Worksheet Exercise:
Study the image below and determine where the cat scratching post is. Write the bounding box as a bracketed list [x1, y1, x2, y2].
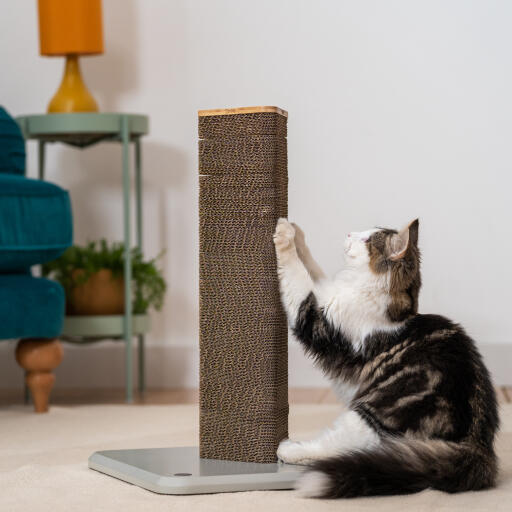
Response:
[199, 106, 289, 463]
[88, 106, 299, 494]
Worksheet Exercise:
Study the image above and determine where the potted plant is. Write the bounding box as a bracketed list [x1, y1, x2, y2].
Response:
[43, 240, 166, 315]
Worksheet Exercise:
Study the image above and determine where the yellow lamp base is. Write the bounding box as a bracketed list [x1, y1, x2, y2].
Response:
[48, 54, 99, 113]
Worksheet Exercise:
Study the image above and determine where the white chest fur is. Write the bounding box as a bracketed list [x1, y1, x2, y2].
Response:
[317, 267, 401, 351]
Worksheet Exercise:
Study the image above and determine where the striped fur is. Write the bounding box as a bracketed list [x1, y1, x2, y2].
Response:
[273, 218, 499, 498]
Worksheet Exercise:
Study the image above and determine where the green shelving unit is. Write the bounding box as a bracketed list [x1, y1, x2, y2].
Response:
[17, 113, 150, 403]
[61, 314, 151, 340]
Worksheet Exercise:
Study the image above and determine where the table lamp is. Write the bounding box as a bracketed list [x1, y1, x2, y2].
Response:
[38, 0, 104, 113]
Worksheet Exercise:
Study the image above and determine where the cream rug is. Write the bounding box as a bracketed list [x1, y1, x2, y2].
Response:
[1, 403, 512, 512]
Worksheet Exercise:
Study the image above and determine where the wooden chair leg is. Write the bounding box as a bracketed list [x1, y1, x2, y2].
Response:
[15, 338, 63, 413]
[24, 380, 30, 405]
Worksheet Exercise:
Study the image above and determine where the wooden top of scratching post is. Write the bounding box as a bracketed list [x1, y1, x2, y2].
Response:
[198, 106, 288, 118]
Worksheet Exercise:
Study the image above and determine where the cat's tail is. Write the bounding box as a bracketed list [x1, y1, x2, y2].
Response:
[296, 437, 497, 499]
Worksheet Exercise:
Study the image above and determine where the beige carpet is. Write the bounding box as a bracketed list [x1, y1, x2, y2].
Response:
[1, 403, 512, 512]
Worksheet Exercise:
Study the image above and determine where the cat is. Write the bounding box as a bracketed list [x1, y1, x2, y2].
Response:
[273, 218, 498, 499]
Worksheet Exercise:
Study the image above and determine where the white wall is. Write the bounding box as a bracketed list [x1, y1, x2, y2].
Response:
[1, 0, 511, 388]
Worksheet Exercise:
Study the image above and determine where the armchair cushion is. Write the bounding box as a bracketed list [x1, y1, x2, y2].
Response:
[0, 174, 73, 272]
[0, 274, 65, 339]
[0, 106, 25, 175]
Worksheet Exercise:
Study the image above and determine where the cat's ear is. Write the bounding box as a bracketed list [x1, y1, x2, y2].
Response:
[388, 219, 419, 261]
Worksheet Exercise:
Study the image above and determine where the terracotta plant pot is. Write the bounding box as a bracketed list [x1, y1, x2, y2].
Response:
[68, 269, 125, 315]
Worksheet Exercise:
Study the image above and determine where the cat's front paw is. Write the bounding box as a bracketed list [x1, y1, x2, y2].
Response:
[277, 439, 314, 466]
[291, 223, 307, 254]
[274, 218, 296, 253]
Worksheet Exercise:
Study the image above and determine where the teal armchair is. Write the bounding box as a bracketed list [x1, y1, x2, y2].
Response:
[0, 106, 73, 412]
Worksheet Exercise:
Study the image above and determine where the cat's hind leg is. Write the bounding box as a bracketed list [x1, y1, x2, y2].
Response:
[277, 410, 380, 465]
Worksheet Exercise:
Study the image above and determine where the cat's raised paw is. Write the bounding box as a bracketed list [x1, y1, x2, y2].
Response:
[291, 222, 307, 252]
[274, 218, 296, 251]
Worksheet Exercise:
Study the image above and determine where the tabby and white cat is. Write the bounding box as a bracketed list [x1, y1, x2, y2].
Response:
[273, 218, 498, 498]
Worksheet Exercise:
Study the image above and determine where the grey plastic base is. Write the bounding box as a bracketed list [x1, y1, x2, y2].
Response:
[89, 446, 302, 495]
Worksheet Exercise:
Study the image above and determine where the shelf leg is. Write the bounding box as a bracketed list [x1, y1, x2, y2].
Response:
[134, 139, 145, 394]
[38, 141, 46, 181]
[38, 141, 48, 283]
[121, 116, 133, 404]
[138, 334, 145, 394]
[135, 139, 143, 250]
[35, 140, 50, 409]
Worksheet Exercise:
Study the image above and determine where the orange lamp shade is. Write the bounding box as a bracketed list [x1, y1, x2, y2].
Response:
[38, 0, 104, 56]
